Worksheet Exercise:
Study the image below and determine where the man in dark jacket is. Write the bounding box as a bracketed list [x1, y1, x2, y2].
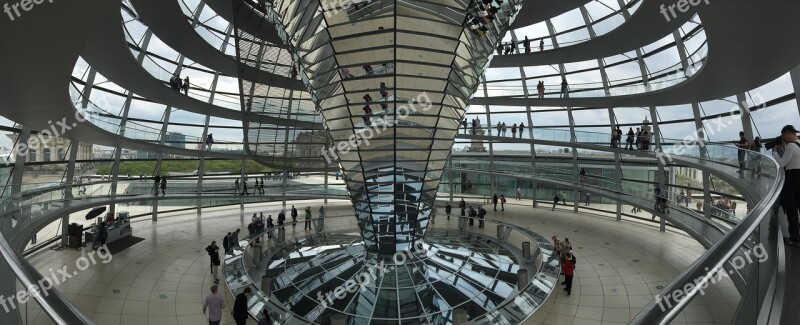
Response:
[478, 207, 486, 228]
[291, 206, 298, 226]
[468, 206, 476, 226]
[210, 246, 221, 284]
[232, 287, 251, 325]
[223, 232, 232, 255]
[492, 193, 499, 211]
[278, 210, 286, 226]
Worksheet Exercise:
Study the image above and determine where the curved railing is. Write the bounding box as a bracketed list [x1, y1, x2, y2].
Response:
[480, 40, 707, 98]
[500, 0, 643, 53]
[225, 212, 560, 324]
[6, 130, 783, 324]
[69, 82, 249, 154]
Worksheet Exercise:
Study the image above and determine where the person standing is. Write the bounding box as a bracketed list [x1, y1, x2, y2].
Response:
[478, 207, 486, 228]
[516, 186, 522, 200]
[496, 122, 501, 136]
[492, 193, 499, 211]
[210, 246, 221, 284]
[278, 210, 286, 227]
[585, 192, 591, 206]
[223, 232, 232, 255]
[459, 198, 466, 217]
[430, 206, 437, 224]
[539, 39, 544, 51]
[500, 194, 506, 211]
[445, 202, 452, 220]
[182, 76, 190, 95]
[160, 177, 167, 196]
[537, 81, 545, 98]
[552, 194, 559, 211]
[468, 206, 476, 226]
[562, 191, 568, 205]
[560, 77, 568, 98]
[771, 125, 800, 246]
[635, 127, 642, 150]
[579, 168, 586, 184]
[206, 133, 214, 150]
[266, 215, 274, 238]
[511, 123, 517, 138]
[304, 207, 312, 230]
[203, 284, 225, 325]
[736, 131, 750, 172]
[234, 179, 240, 195]
[205, 241, 218, 274]
[519, 122, 525, 138]
[626, 127, 635, 150]
[291, 205, 298, 227]
[562, 253, 575, 295]
[241, 178, 249, 196]
[232, 287, 251, 325]
[750, 136, 763, 175]
[523, 36, 530, 53]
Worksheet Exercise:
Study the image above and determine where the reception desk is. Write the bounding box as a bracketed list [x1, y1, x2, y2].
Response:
[85, 219, 132, 249]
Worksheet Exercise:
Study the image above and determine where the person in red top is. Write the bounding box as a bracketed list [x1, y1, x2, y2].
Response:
[562, 253, 575, 295]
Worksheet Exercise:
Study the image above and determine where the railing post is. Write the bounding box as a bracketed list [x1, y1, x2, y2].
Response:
[517, 269, 529, 290]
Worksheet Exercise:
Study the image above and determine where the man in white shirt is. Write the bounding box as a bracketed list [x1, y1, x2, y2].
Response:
[772, 125, 800, 246]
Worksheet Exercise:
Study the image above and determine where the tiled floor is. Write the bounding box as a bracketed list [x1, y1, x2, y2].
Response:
[24, 199, 739, 324]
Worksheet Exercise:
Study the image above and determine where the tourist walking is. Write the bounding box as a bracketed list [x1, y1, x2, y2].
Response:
[291, 205, 298, 226]
[445, 202, 452, 220]
[562, 253, 575, 295]
[203, 284, 225, 325]
[304, 207, 313, 230]
[160, 177, 167, 196]
[210, 246, 220, 283]
[552, 194, 559, 211]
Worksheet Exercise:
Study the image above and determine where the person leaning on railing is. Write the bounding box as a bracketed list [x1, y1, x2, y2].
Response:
[771, 125, 800, 247]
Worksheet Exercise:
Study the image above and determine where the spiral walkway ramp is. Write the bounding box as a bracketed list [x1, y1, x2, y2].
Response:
[0, 0, 798, 324]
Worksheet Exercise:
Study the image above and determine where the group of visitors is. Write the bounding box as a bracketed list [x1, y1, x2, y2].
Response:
[623, 127, 653, 151]
[204, 285, 272, 325]
[491, 193, 507, 211]
[734, 131, 765, 174]
[153, 173, 167, 196]
[468, 0, 509, 37]
[496, 36, 545, 54]
[710, 198, 738, 218]
[169, 74, 190, 95]
[361, 82, 389, 125]
[234, 176, 268, 195]
[495, 122, 526, 138]
[552, 236, 576, 295]
[610, 126, 624, 148]
[552, 191, 570, 210]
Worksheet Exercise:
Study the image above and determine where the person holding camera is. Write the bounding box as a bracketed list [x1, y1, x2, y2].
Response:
[772, 125, 800, 246]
